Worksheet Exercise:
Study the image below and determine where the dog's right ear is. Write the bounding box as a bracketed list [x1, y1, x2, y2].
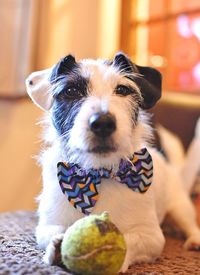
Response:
[25, 68, 53, 111]
[26, 55, 76, 111]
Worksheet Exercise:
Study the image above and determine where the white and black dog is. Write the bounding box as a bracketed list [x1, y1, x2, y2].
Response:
[26, 53, 200, 273]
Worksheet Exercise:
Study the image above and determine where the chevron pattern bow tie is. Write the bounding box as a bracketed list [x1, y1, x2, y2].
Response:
[57, 148, 153, 215]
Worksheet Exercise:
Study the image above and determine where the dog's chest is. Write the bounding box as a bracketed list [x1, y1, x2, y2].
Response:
[41, 145, 168, 232]
[91, 178, 157, 232]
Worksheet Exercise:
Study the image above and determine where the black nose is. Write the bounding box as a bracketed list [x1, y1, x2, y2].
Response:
[89, 112, 116, 138]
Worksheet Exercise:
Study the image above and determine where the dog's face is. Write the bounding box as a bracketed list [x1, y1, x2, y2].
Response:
[26, 53, 161, 169]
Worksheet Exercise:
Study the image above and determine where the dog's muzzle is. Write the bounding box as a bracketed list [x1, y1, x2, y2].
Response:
[88, 112, 116, 138]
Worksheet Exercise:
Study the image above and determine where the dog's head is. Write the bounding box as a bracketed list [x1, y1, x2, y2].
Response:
[26, 53, 161, 169]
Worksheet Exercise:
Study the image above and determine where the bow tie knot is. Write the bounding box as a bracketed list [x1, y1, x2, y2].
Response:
[57, 148, 153, 215]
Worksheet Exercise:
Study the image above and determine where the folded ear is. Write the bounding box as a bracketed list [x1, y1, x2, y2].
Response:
[134, 64, 162, 109]
[113, 52, 162, 109]
[25, 68, 53, 111]
[25, 55, 76, 111]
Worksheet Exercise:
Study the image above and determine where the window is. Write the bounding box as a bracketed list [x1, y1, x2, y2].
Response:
[121, 0, 200, 94]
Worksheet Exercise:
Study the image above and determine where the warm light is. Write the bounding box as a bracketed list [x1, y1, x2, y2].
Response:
[97, 0, 121, 58]
[193, 62, 200, 83]
[191, 18, 200, 40]
[177, 15, 192, 38]
[136, 0, 149, 21]
[135, 26, 149, 65]
[150, 55, 167, 68]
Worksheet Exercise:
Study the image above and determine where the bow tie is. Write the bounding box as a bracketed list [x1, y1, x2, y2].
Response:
[57, 148, 153, 215]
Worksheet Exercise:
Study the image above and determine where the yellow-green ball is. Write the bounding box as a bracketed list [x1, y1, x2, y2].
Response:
[61, 212, 126, 275]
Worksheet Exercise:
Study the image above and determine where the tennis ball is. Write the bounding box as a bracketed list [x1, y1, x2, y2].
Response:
[61, 212, 126, 275]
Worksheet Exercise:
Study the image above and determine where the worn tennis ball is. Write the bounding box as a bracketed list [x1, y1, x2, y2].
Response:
[61, 212, 126, 275]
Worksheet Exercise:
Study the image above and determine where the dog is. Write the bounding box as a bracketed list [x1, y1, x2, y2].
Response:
[26, 52, 200, 273]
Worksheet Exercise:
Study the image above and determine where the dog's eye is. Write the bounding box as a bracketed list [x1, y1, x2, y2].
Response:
[63, 86, 83, 98]
[115, 85, 134, 96]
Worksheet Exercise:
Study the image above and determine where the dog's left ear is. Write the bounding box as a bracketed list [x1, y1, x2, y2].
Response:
[113, 52, 162, 109]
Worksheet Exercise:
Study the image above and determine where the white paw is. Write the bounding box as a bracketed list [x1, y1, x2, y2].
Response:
[184, 234, 200, 251]
[36, 224, 66, 249]
[43, 233, 64, 265]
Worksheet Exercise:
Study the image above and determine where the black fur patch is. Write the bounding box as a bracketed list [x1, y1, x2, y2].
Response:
[50, 55, 77, 83]
[50, 56, 88, 139]
[52, 74, 88, 99]
[51, 98, 84, 138]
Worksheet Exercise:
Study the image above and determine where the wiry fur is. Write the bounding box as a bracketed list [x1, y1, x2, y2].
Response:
[26, 53, 200, 273]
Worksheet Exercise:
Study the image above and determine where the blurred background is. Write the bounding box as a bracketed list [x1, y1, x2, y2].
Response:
[0, 0, 200, 212]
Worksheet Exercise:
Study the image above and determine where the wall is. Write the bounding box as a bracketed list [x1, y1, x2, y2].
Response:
[0, 0, 122, 212]
[34, 0, 121, 69]
[0, 100, 43, 212]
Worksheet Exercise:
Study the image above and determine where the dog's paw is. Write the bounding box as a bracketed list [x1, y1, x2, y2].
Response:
[184, 234, 200, 251]
[43, 233, 64, 265]
[36, 224, 66, 249]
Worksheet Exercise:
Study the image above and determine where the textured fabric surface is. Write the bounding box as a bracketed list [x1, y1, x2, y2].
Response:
[0, 211, 200, 275]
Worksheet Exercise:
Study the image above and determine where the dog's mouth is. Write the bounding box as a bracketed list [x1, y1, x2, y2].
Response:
[88, 144, 117, 154]
[88, 137, 117, 154]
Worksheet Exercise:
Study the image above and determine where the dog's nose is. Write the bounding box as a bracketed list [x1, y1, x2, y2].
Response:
[89, 112, 116, 138]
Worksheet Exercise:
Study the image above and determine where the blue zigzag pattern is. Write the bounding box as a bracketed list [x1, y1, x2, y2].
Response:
[57, 148, 153, 215]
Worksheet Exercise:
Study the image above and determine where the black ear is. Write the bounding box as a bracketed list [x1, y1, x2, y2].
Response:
[134, 65, 162, 109]
[50, 54, 76, 83]
[113, 52, 136, 73]
[113, 52, 162, 109]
